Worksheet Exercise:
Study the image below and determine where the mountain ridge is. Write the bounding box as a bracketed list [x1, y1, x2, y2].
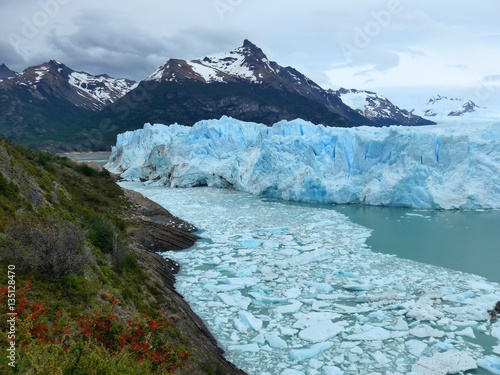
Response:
[415, 95, 485, 118]
[331, 88, 434, 126]
[1, 39, 435, 151]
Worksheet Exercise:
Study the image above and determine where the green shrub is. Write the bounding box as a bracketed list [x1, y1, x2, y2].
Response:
[82, 212, 115, 254]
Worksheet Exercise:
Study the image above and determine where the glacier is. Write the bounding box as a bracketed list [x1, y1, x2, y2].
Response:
[106, 116, 500, 209]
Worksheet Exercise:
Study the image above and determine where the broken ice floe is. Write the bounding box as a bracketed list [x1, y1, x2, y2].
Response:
[121, 183, 500, 375]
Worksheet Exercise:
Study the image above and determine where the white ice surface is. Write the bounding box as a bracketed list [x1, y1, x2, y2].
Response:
[119, 183, 500, 375]
[411, 350, 477, 374]
[107, 117, 500, 209]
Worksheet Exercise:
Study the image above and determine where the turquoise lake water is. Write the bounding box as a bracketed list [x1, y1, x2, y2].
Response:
[270, 198, 500, 285]
[334, 205, 500, 285]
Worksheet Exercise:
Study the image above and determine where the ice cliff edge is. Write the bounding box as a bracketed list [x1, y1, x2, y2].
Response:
[106, 117, 500, 209]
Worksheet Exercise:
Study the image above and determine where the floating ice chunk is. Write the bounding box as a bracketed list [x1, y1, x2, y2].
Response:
[434, 340, 455, 351]
[289, 342, 334, 361]
[406, 298, 444, 321]
[406, 339, 427, 357]
[411, 350, 477, 374]
[240, 239, 262, 248]
[265, 333, 288, 349]
[256, 226, 289, 233]
[345, 326, 406, 341]
[370, 350, 391, 365]
[274, 249, 334, 268]
[249, 292, 287, 304]
[284, 288, 301, 298]
[409, 325, 445, 338]
[235, 264, 257, 277]
[203, 270, 220, 278]
[281, 369, 305, 375]
[391, 317, 409, 331]
[323, 366, 345, 375]
[303, 281, 334, 293]
[492, 323, 500, 340]
[308, 358, 323, 369]
[467, 280, 498, 291]
[455, 326, 475, 339]
[298, 320, 345, 343]
[227, 343, 260, 352]
[217, 291, 252, 309]
[477, 355, 500, 374]
[405, 213, 431, 219]
[292, 312, 343, 330]
[368, 311, 390, 321]
[342, 283, 373, 291]
[234, 311, 262, 332]
[251, 332, 265, 344]
[337, 270, 357, 278]
[312, 300, 330, 311]
[276, 300, 303, 314]
[205, 284, 244, 292]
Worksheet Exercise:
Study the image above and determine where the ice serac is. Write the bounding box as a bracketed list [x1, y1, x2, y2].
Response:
[106, 117, 500, 209]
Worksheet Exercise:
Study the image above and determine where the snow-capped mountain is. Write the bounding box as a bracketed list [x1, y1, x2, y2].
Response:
[146, 39, 327, 97]
[3, 60, 137, 110]
[418, 95, 484, 118]
[332, 88, 434, 126]
[98, 39, 373, 133]
[0, 64, 17, 81]
[0, 60, 137, 150]
[100, 39, 432, 136]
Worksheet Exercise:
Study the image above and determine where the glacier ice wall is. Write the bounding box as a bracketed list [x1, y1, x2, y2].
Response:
[106, 116, 500, 209]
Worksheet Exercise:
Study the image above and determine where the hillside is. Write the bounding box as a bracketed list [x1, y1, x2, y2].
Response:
[0, 138, 244, 374]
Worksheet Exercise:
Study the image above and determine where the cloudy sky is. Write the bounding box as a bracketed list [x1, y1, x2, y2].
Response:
[1, 0, 499, 104]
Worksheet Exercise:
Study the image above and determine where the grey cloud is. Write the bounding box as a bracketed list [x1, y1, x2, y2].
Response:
[44, 9, 245, 80]
[0, 40, 27, 71]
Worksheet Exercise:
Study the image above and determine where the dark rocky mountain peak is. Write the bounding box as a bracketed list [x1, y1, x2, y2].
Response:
[0, 64, 17, 81]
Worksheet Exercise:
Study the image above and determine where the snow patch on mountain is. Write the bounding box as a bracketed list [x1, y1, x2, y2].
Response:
[146, 39, 279, 84]
[418, 95, 485, 118]
[68, 71, 138, 108]
[332, 88, 431, 125]
[106, 117, 500, 210]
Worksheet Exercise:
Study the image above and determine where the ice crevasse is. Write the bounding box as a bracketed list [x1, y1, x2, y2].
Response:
[106, 116, 500, 209]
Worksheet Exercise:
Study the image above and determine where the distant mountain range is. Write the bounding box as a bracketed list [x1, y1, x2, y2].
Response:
[1, 40, 435, 151]
[331, 88, 432, 126]
[416, 95, 484, 118]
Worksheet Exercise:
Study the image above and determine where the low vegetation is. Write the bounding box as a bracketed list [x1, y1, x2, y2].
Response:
[0, 138, 230, 374]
